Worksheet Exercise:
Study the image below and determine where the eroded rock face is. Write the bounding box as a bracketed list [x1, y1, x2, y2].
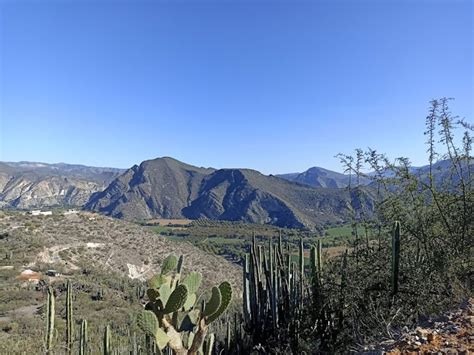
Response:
[0, 176, 102, 208]
[0, 162, 123, 208]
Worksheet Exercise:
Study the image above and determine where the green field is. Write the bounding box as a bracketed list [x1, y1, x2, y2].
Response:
[144, 220, 373, 262]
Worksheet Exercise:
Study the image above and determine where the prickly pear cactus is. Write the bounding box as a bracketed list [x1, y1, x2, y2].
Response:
[137, 254, 232, 354]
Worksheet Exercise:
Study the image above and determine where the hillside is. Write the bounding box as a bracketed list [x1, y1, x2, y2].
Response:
[0, 210, 241, 353]
[84, 157, 215, 219]
[0, 162, 124, 209]
[85, 158, 375, 228]
[183, 168, 374, 228]
[0, 210, 240, 289]
[278, 166, 370, 188]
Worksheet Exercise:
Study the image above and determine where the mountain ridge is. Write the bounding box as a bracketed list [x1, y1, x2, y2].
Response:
[277, 166, 371, 188]
[84, 157, 375, 229]
[0, 162, 124, 208]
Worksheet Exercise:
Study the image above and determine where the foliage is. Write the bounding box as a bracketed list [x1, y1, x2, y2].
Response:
[137, 254, 233, 354]
[235, 98, 473, 352]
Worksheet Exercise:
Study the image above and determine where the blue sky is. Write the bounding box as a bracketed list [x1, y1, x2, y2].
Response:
[0, 0, 472, 174]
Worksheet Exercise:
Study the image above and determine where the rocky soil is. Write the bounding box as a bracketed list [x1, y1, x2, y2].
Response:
[361, 299, 474, 354]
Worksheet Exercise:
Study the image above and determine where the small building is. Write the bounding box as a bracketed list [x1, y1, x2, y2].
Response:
[30, 210, 52, 216]
[64, 209, 79, 215]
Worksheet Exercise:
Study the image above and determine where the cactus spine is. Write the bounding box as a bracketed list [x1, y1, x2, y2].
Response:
[66, 280, 74, 351]
[45, 286, 55, 353]
[79, 319, 88, 355]
[391, 221, 401, 295]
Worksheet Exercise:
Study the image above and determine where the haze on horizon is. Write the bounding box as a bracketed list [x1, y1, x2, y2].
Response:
[0, 0, 472, 174]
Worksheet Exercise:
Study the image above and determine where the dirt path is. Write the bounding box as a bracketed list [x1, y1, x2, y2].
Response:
[34, 242, 107, 269]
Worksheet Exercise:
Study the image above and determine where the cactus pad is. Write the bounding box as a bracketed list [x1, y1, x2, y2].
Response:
[147, 288, 160, 302]
[137, 310, 170, 350]
[183, 292, 196, 311]
[161, 255, 178, 275]
[149, 274, 170, 289]
[204, 286, 222, 317]
[164, 284, 188, 314]
[159, 284, 172, 306]
[182, 272, 202, 294]
[207, 281, 232, 323]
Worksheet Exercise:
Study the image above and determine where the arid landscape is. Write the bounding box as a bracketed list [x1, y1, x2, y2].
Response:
[1, 0, 472, 353]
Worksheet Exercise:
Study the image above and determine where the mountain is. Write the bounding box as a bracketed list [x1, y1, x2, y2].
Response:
[84, 157, 214, 220]
[277, 159, 472, 189]
[0, 161, 124, 209]
[85, 157, 375, 229]
[277, 166, 370, 188]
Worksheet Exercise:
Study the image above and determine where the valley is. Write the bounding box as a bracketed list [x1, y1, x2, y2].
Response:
[0, 152, 471, 353]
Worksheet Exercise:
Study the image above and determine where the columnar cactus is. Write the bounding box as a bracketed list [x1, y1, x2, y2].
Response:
[45, 286, 55, 353]
[137, 254, 232, 354]
[103, 325, 111, 355]
[310, 240, 323, 279]
[66, 280, 73, 352]
[317, 239, 322, 273]
[242, 232, 329, 352]
[79, 319, 88, 355]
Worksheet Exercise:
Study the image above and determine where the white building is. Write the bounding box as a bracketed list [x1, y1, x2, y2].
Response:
[64, 209, 79, 215]
[30, 210, 52, 216]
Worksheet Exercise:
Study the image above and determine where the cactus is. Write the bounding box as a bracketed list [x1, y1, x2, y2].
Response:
[45, 286, 55, 353]
[206, 282, 232, 323]
[310, 245, 317, 275]
[299, 238, 304, 279]
[204, 333, 215, 355]
[66, 280, 73, 352]
[182, 272, 202, 294]
[225, 320, 231, 352]
[163, 284, 188, 314]
[137, 254, 232, 354]
[298, 238, 305, 301]
[161, 254, 178, 275]
[241, 232, 332, 352]
[103, 325, 111, 355]
[137, 310, 170, 349]
[391, 221, 401, 295]
[317, 239, 322, 273]
[79, 319, 88, 355]
[203, 286, 221, 317]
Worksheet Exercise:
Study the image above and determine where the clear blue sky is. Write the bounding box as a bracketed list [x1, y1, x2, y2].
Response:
[0, 0, 472, 174]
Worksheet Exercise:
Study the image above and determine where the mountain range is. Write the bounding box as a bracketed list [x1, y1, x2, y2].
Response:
[1, 157, 466, 229]
[0, 162, 124, 208]
[84, 157, 374, 229]
[277, 166, 371, 188]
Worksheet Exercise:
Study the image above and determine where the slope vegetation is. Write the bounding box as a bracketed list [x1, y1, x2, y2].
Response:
[86, 158, 374, 228]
